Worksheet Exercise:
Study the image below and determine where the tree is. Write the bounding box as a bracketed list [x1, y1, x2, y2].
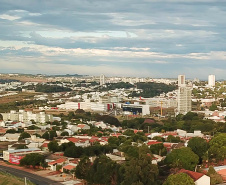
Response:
[163, 173, 195, 185]
[20, 153, 45, 168]
[48, 141, 60, 153]
[150, 143, 167, 156]
[208, 133, 226, 161]
[42, 131, 50, 140]
[166, 135, 181, 143]
[64, 145, 84, 158]
[187, 137, 209, 160]
[165, 147, 199, 171]
[86, 155, 122, 185]
[75, 156, 92, 180]
[207, 166, 223, 185]
[121, 153, 159, 185]
[49, 130, 57, 140]
[108, 136, 120, 146]
[61, 131, 69, 136]
[6, 129, 17, 133]
[18, 132, 31, 140]
[16, 144, 28, 149]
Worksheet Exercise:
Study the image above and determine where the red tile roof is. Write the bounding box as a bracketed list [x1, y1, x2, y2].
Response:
[179, 169, 204, 181]
[147, 141, 162, 145]
[63, 165, 76, 170]
[41, 143, 48, 148]
[67, 137, 80, 143]
[48, 158, 66, 165]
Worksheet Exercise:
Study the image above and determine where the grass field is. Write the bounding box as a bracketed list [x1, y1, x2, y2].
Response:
[0, 92, 39, 104]
[0, 171, 34, 185]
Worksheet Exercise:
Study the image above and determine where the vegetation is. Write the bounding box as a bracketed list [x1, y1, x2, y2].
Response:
[130, 82, 177, 98]
[0, 171, 34, 185]
[207, 166, 223, 185]
[164, 147, 199, 171]
[35, 84, 72, 93]
[163, 173, 195, 185]
[20, 153, 46, 168]
[187, 137, 209, 162]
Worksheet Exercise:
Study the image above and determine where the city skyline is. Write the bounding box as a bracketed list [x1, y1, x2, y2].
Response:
[0, 0, 226, 79]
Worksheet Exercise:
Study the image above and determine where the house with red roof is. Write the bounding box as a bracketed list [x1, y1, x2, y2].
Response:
[48, 158, 67, 171]
[179, 169, 210, 185]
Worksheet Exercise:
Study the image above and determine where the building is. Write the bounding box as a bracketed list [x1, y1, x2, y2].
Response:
[1, 110, 53, 123]
[177, 85, 192, 114]
[177, 75, 192, 114]
[178, 75, 186, 87]
[208, 75, 215, 87]
[100, 74, 106, 86]
[179, 169, 210, 185]
[122, 103, 150, 116]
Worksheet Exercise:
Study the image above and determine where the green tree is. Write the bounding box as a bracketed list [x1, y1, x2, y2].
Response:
[48, 141, 60, 153]
[49, 130, 57, 140]
[18, 132, 31, 140]
[64, 145, 84, 158]
[150, 143, 167, 156]
[208, 133, 226, 161]
[108, 136, 120, 146]
[166, 135, 181, 143]
[20, 153, 45, 168]
[207, 166, 223, 185]
[42, 131, 50, 140]
[163, 173, 195, 185]
[61, 131, 69, 136]
[187, 137, 209, 160]
[165, 147, 199, 171]
[75, 156, 92, 180]
[121, 153, 159, 185]
[86, 155, 122, 185]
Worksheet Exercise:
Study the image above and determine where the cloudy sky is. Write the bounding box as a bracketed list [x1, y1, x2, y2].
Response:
[0, 0, 226, 79]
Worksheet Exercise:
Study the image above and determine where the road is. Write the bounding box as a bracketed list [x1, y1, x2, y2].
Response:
[0, 165, 62, 185]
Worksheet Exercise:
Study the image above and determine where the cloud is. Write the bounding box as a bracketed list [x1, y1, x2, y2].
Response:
[0, 0, 225, 79]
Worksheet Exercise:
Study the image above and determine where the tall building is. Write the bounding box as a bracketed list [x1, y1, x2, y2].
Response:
[208, 75, 215, 87]
[178, 75, 186, 87]
[100, 74, 105, 86]
[177, 75, 192, 114]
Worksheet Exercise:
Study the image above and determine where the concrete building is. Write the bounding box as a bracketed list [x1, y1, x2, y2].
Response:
[177, 75, 192, 114]
[208, 75, 215, 87]
[122, 103, 150, 116]
[1, 110, 53, 123]
[100, 74, 106, 86]
[177, 85, 192, 114]
[178, 75, 186, 87]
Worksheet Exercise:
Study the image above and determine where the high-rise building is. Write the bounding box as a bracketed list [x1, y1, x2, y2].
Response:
[100, 74, 105, 86]
[208, 75, 215, 87]
[177, 75, 192, 114]
[178, 75, 186, 87]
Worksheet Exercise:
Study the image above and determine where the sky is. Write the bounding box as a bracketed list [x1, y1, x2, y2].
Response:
[0, 0, 226, 79]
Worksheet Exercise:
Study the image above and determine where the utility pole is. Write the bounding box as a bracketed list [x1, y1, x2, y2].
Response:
[24, 177, 27, 185]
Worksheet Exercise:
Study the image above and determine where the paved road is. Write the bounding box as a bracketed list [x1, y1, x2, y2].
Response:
[0, 165, 62, 185]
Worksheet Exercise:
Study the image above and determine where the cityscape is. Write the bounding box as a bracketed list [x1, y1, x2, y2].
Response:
[0, 73, 225, 185]
[1, 0, 226, 185]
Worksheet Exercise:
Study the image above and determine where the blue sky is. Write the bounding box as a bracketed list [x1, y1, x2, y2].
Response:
[0, 0, 226, 79]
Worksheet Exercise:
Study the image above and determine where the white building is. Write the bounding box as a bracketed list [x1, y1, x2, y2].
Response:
[177, 75, 192, 114]
[208, 75, 215, 87]
[1, 110, 53, 123]
[178, 75, 186, 87]
[100, 74, 106, 86]
[177, 86, 192, 114]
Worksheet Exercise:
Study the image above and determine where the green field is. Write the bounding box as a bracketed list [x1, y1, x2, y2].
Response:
[0, 171, 34, 185]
